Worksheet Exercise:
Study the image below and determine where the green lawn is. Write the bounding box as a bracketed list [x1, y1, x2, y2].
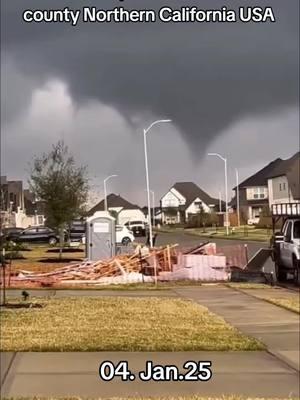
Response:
[157, 226, 271, 242]
[0, 297, 263, 352]
[184, 226, 271, 242]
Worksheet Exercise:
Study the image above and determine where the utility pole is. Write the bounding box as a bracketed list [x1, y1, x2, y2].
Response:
[103, 175, 118, 212]
[208, 153, 229, 235]
[236, 168, 240, 227]
[143, 119, 172, 247]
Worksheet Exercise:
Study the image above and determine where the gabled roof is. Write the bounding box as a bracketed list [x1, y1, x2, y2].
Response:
[266, 152, 300, 180]
[266, 152, 300, 200]
[234, 158, 282, 189]
[87, 193, 140, 216]
[172, 182, 219, 208]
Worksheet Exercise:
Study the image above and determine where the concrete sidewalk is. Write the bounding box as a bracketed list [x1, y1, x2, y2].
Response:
[1, 285, 299, 397]
[1, 351, 299, 398]
[176, 286, 300, 371]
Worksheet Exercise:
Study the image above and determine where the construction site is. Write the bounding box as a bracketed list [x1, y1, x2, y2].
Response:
[1, 240, 274, 289]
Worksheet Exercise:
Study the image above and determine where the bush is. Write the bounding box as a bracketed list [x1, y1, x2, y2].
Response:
[5, 251, 26, 260]
[3, 241, 30, 252]
[186, 212, 219, 229]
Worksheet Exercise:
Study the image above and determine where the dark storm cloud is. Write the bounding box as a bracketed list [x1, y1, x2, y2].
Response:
[1, 0, 299, 156]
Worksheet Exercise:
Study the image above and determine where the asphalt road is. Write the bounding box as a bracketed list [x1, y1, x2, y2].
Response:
[138, 231, 267, 259]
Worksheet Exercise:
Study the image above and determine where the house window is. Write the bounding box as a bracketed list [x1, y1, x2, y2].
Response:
[283, 183, 286, 191]
[194, 201, 202, 211]
[279, 183, 282, 191]
[253, 187, 266, 199]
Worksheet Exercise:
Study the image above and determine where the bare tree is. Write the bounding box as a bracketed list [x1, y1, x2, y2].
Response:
[30, 141, 89, 258]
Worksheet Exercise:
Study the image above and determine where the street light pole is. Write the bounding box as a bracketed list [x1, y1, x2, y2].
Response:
[235, 168, 240, 227]
[151, 190, 155, 227]
[208, 153, 229, 235]
[144, 189, 155, 228]
[143, 119, 172, 247]
[104, 175, 118, 212]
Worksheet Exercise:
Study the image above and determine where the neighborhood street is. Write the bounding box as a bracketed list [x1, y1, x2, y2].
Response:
[141, 231, 266, 258]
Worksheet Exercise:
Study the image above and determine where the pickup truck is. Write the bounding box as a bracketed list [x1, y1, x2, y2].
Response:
[271, 203, 300, 284]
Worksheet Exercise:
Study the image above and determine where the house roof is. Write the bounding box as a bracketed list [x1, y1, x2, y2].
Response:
[266, 152, 299, 179]
[234, 158, 282, 189]
[266, 152, 300, 200]
[172, 182, 219, 208]
[87, 193, 140, 216]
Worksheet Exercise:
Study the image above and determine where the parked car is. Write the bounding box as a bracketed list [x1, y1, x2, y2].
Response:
[247, 217, 259, 225]
[81, 225, 134, 246]
[0, 227, 24, 242]
[272, 218, 300, 283]
[124, 220, 147, 237]
[271, 203, 300, 284]
[67, 220, 86, 243]
[116, 225, 135, 245]
[12, 226, 60, 245]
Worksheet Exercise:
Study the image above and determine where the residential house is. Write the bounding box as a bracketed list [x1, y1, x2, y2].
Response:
[142, 206, 163, 225]
[87, 193, 146, 225]
[267, 152, 300, 206]
[0, 176, 45, 228]
[0, 176, 24, 213]
[23, 190, 46, 226]
[160, 182, 220, 225]
[232, 159, 282, 223]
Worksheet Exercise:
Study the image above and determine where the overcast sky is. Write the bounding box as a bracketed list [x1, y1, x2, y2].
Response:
[1, 0, 299, 207]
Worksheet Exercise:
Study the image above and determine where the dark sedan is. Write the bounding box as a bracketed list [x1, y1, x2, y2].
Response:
[0, 227, 24, 245]
[10, 226, 60, 245]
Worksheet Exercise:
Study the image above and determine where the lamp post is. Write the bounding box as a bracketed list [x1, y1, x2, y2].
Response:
[144, 189, 155, 226]
[208, 153, 229, 235]
[235, 168, 240, 227]
[218, 191, 222, 213]
[104, 175, 118, 212]
[144, 119, 172, 247]
[151, 190, 155, 227]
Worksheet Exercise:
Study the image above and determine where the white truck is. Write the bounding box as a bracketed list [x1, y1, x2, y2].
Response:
[271, 203, 300, 284]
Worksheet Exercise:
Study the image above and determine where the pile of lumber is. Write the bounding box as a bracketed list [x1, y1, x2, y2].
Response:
[12, 245, 178, 287]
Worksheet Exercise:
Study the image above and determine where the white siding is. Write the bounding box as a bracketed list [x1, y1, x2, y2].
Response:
[118, 209, 146, 225]
[246, 186, 268, 201]
[267, 176, 299, 206]
[161, 188, 186, 207]
[185, 197, 210, 219]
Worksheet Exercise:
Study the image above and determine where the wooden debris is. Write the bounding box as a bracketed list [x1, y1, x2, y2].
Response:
[10, 245, 178, 286]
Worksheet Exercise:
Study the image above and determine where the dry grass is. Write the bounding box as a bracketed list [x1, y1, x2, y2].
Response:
[2, 396, 296, 400]
[8, 245, 85, 273]
[0, 297, 263, 352]
[264, 297, 300, 314]
[226, 283, 270, 290]
[6, 281, 205, 291]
